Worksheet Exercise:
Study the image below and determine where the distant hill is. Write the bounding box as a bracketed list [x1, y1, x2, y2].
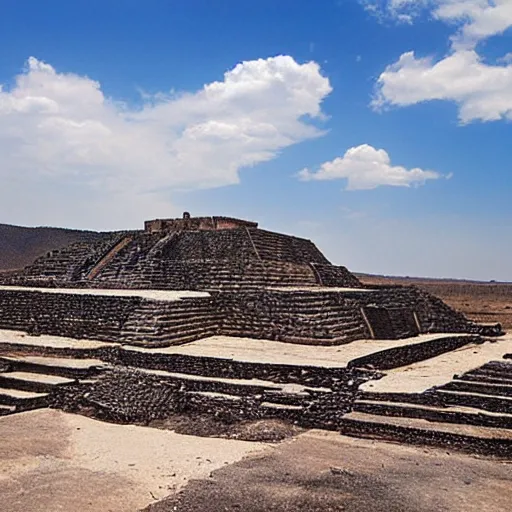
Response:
[0, 223, 102, 271]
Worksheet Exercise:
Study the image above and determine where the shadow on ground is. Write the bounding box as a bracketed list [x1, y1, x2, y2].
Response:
[144, 430, 512, 512]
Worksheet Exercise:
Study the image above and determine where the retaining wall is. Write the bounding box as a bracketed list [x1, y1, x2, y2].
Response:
[0, 284, 498, 347]
[0, 289, 219, 345]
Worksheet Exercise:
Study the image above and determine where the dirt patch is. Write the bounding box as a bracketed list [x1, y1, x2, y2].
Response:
[3, 464, 138, 512]
[0, 408, 68, 460]
[145, 430, 512, 512]
[0, 409, 266, 512]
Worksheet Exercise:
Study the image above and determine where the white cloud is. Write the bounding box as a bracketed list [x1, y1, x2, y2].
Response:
[297, 144, 441, 190]
[374, 50, 512, 122]
[364, 1, 512, 49]
[0, 56, 331, 229]
[365, 1, 512, 123]
[498, 51, 512, 64]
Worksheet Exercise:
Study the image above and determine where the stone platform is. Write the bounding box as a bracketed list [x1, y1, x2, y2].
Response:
[0, 284, 498, 350]
[0, 327, 510, 455]
[122, 333, 476, 369]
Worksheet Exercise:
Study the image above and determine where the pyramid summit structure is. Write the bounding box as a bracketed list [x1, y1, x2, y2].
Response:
[3, 212, 360, 291]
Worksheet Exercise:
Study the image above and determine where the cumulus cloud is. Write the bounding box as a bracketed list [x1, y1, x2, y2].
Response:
[364, 0, 512, 49]
[0, 56, 331, 229]
[373, 50, 512, 122]
[498, 52, 512, 64]
[297, 144, 441, 190]
[366, 1, 512, 123]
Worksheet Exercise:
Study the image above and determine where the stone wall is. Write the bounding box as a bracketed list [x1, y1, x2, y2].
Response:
[311, 263, 362, 288]
[144, 216, 258, 233]
[247, 228, 330, 264]
[0, 290, 220, 345]
[212, 286, 500, 344]
[213, 290, 371, 344]
[1, 231, 130, 285]
[51, 359, 376, 428]
[0, 289, 140, 341]
[93, 258, 319, 291]
[0, 284, 498, 349]
[117, 348, 373, 387]
[352, 286, 499, 335]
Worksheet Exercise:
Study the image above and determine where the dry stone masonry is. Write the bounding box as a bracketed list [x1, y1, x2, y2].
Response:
[0, 212, 508, 456]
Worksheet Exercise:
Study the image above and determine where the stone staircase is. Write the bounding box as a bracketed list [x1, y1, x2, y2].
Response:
[121, 299, 222, 346]
[310, 263, 362, 288]
[194, 261, 317, 290]
[93, 258, 319, 291]
[341, 342, 512, 456]
[0, 346, 110, 416]
[219, 291, 371, 344]
[0, 327, 510, 456]
[85, 235, 134, 280]
[247, 228, 330, 264]
[18, 232, 128, 283]
[132, 366, 332, 424]
[89, 344, 374, 427]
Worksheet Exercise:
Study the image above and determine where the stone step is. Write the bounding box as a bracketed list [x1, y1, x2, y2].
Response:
[481, 361, 512, 371]
[259, 401, 303, 411]
[186, 390, 304, 413]
[465, 369, 512, 383]
[214, 329, 341, 344]
[123, 329, 217, 348]
[0, 371, 76, 393]
[358, 387, 512, 414]
[132, 303, 214, 314]
[353, 399, 512, 429]
[0, 387, 49, 408]
[0, 404, 16, 415]
[187, 390, 242, 401]
[457, 373, 512, 386]
[123, 318, 218, 333]
[0, 355, 107, 379]
[348, 335, 478, 371]
[443, 379, 512, 398]
[122, 323, 217, 341]
[339, 411, 512, 457]
[436, 389, 512, 414]
[260, 392, 307, 406]
[0, 341, 117, 359]
[134, 367, 322, 400]
[127, 310, 217, 323]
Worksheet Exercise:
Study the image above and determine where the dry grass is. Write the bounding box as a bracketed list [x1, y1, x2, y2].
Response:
[358, 274, 512, 331]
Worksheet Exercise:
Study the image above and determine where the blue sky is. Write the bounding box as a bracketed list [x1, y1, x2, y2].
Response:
[0, 0, 511, 280]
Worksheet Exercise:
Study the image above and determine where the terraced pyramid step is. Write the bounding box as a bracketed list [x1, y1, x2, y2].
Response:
[353, 399, 512, 429]
[0, 330, 120, 358]
[0, 355, 107, 379]
[259, 401, 303, 411]
[135, 367, 327, 402]
[339, 411, 512, 457]
[186, 390, 305, 418]
[0, 404, 15, 416]
[348, 334, 479, 370]
[442, 379, 512, 397]
[0, 387, 49, 408]
[360, 338, 512, 397]
[435, 389, 512, 414]
[0, 371, 75, 393]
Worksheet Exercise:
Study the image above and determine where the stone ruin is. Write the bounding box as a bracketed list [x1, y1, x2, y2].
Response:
[0, 213, 510, 457]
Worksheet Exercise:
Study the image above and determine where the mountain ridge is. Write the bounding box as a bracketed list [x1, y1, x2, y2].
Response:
[0, 223, 103, 271]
